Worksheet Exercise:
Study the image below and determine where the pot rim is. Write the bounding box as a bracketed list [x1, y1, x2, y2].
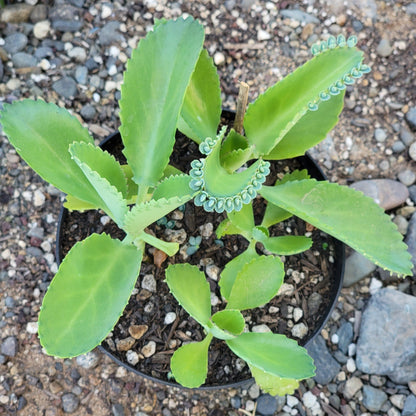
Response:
[55, 114, 345, 391]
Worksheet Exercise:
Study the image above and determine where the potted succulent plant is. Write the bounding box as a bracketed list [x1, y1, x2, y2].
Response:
[0, 17, 412, 394]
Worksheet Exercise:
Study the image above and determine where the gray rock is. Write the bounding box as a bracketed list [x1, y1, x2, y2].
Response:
[62, 393, 79, 413]
[256, 394, 278, 416]
[409, 185, 416, 204]
[376, 38, 393, 57]
[0, 4, 33, 23]
[307, 335, 340, 385]
[356, 288, 416, 383]
[4, 32, 28, 54]
[393, 214, 409, 235]
[407, 3, 416, 14]
[30, 4, 48, 23]
[403, 395, 416, 416]
[405, 213, 416, 270]
[1, 336, 18, 357]
[80, 104, 96, 121]
[76, 351, 99, 369]
[410, 142, 416, 162]
[12, 52, 37, 68]
[5, 296, 15, 308]
[343, 251, 376, 287]
[400, 125, 415, 145]
[280, 9, 320, 24]
[362, 385, 388, 412]
[350, 179, 409, 210]
[99, 21, 125, 46]
[0, 60, 3, 81]
[374, 128, 387, 142]
[75, 66, 88, 84]
[52, 20, 83, 32]
[112, 403, 125, 416]
[398, 169, 416, 186]
[141, 274, 156, 292]
[406, 107, 416, 130]
[392, 140, 406, 153]
[336, 322, 353, 354]
[343, 376, 363, 399]
[351, 0, 378, 19]
[34, 46, 53, 59]
[68, 0, 85, 7]
[307, 292, 322, 316]
[52, 77, 77, 99]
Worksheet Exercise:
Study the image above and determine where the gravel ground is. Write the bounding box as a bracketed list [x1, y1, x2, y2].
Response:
[1, 0, 416, 415]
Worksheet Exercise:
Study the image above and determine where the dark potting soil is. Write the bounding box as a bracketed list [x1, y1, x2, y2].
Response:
[58, 117, 341, 387]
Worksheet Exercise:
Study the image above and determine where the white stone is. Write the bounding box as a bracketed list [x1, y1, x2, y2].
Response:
[206, 264, 220, 281]
[141, 341, 156, 357]
[40, 240, 51, 253]
[33, 20, 50, 39]
[100, 215, 111, 225]
[141, 274, 156, 292]
[33, 189, 45, 207]
[291, 323, 308, 338]
[39, 59, 50, 71]
[26, 321, 38, 334]
[302, 391, 317, 408]
[199, 222, 213, 239]
[278, 283, 295, 296]
[164, 312, 176, 325]
[252, 324, 271, 333]
[213, 51, 225, 65]
[257, 29, 271, 41]
[369, 278, 383, 294]
[101, 4, 113, 19]
[346, 358, 356, 373]
[293, 307, 303, 322]
[126, 350, 139, 365]
[210, 292, 220, 306]
[331, 334, 339, 344]
[6, 78, 21, 91]
[68, 47, 87, 62]
[348, 343, 357, 357]
[287, 395, 299, 407]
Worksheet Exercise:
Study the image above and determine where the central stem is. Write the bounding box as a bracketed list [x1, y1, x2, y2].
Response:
[233, 81, 250, 134]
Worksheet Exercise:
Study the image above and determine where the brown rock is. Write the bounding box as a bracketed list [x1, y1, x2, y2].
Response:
[0, 4, 33, 23]
[116, 337, 135, 352]
[141, 341, 156, 358]
[128, 324, 148, 340]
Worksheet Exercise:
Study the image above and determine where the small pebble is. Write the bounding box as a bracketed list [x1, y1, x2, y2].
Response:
[26, 321, 38, 334]
[141, 274, 156, 292]
[62, 393, 79, 413]
[410, 142, 416, 161]
[128, 324, 148, 340]
[398, 170, 416, 186]
[116, 337, 135, 352]
[252, 324, 271, 333]
[164, 312, 176, 325]
[76, 351, 99, 369]
[126, 350, 139, 365]
[291, 323, 308, 338]
[213, 51, 225, 65]
[141, 341, 156, 358]
[374, 128, 387, 142]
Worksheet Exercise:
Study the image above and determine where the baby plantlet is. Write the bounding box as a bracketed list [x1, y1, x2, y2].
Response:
[0, 16, 412, 393]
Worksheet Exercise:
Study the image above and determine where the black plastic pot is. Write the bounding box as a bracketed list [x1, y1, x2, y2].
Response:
[56, 111, 345, 390]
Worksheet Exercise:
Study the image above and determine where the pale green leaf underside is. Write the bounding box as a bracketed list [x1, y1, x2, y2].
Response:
[179, 49, 221, 144]
[215, 218, 244, 238]
[69, 142, 127, 197]
[152, 174, 193, 201]
[70, 148, 128, 227]
[260, 180, 413, 276]
[220, 247, 259, 300]
[265, 92, 346, 160]
[124, 195, 192, 238]
[38, 233, 142, 357]
[0, 100, 98, 204]
[252, 229, 313, 256]
[209, 309, 245, 340]
[170, 336, 211, 388]
[119, 17, 204, 186]
[227, 256, 284, 310]
[165, 264, 211, 327]
[244, 47, 363, 156]
[64, 195, 98, 212]
[227, 332, 316, 379]
[249, 364, 300, 396]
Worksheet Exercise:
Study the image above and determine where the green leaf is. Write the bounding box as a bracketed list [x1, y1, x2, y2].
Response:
[137, 232, 179, 256]
[70, 144, 128, 227]
[249, 364, 300, 396]
[220, 247, 259, 300]
[261, 170, 310, 228]
[38, 233, 142, 358]
[220, 129, 252, 172]
[165, 264, 211, 327]
[252, 228, 312, 255]
[64, 195, 98, 212]
[119, 17, 204, 186]
[259, 180, 413, 276]
[244, 47, 364, 156]
[170, 334, 212, 388]
[216, 218, 243, 238]
[152, 174, 193, 201]
[0, 100, 100, 205]
[227, 203, 255, 234]
[178, 49, 221, 144]
[69, 142, 128, 197]
[226, 332, 316, 379]
[208, 309, 245, 340]
[264, 92, 345, 159]
[124, 195, 192, 238]
[227, 256, 284, 310]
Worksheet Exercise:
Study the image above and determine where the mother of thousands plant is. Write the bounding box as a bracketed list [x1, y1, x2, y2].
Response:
[1, 17, 412, 393]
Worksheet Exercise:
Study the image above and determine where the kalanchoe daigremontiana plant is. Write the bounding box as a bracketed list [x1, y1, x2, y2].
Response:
[0, 17, 412, 393]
